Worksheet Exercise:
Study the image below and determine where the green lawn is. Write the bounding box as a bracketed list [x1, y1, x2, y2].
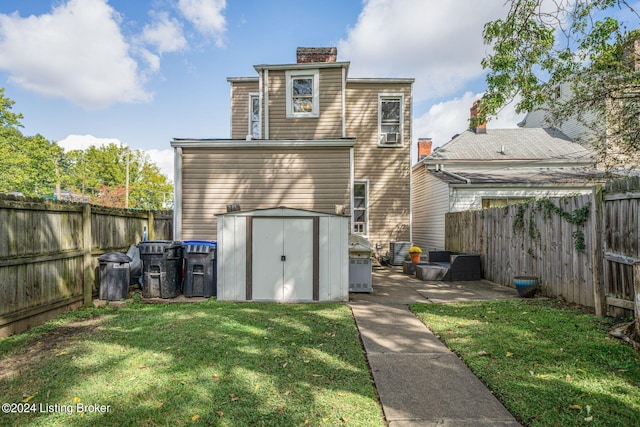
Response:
[0, 301, 383, 426]
[410, 299, 640, 427]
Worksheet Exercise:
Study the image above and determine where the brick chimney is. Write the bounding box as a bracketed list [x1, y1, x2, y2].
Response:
[417, 138, 432, 161]
[296, 47, 337, 63]
[470, 100, 487, 134]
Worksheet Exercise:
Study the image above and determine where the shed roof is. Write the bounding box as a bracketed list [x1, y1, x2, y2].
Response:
[425, 128, 592, 162]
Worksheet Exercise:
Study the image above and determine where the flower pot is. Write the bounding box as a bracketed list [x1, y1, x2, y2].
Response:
[410, 253, 421, 263]
[514, 276, 538, 298]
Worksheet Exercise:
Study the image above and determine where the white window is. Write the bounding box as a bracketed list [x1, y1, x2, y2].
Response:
[248, 93, 260, 138]
[285, 69, 319, 118]
[353, 181, 368, 235]
[378, 95, 403, 146]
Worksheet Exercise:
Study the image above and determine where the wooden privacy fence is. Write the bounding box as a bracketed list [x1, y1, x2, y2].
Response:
[0, 194, 173, 337]
[446, 176, 640, 318]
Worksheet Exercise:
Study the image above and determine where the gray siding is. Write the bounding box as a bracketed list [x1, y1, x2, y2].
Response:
[179, 146, 351, 240]
[346, 80, 412, 249]
[267, 68, 343, 139]
[412, 168, 450, 251]
[230, 80, 259, 139]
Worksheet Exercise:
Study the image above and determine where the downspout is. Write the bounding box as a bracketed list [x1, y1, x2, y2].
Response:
[409, 81, 414, 244]
[173, 147, 182, 240]
[264, 69, 270, 139]
[349, 146, 354, 234]
[441, 168, 471, 184]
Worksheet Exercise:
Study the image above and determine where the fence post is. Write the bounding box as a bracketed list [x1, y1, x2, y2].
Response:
[82, 203, 93, 306]
[634, 263, 640, 338]
[591, 185, 606, 317]
[148, 210, 155, 241]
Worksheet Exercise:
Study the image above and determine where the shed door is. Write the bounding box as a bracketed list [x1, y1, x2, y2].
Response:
[252, 217, 313, 301]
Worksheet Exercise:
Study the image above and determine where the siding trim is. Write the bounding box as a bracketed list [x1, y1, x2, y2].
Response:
[341, 66, 346, 138]
[265, 69, 270, 139]
[173, 147, 182, 240]
[171, 139, 355, 148]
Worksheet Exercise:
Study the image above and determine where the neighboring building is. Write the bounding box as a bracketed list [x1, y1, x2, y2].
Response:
[412, 102, 606, 251]
[518, 83, 597, 144]
[171, 47, 414, 251]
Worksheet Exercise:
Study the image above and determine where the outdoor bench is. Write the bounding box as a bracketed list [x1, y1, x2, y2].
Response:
[414, 251, 482, 281]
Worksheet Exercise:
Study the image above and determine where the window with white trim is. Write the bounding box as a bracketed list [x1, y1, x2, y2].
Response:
[378, 95, 403, 146]
[249, 93, 260, 138]
[353, 181, 368, 235]
[285, 69, 319, 118]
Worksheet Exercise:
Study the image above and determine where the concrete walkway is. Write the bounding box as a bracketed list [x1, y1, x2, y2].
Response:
[349, 267, 522, 427]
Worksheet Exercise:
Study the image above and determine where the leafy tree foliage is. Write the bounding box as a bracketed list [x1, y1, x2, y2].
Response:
[0, 127, 63, 196]
[480, 0, 640, 170]
[62, 143, 173, 209]
[0, 88, 23, 128]
[0, 89, 172, 208]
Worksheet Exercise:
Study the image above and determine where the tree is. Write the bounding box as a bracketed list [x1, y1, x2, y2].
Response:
[62, 143, 173, 209]
[0, 127, 63, 197]
[479, 0, 640, 171]
[0, 87, 23, 128]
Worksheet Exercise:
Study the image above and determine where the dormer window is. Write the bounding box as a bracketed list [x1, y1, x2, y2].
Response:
[286, 69, 319, 118]
[378, 94, 403, 146]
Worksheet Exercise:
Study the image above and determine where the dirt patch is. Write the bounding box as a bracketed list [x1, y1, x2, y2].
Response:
[0, 316, 107, 382]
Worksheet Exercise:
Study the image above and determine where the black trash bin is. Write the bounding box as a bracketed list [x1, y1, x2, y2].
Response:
[138, 240, 183, 299]
[182, 240, 217, 298]
[98, 252, 131, 301]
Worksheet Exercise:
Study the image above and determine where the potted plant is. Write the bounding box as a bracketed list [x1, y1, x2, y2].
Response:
[513, 276, 539, 298]
[408, 246, 422, 263]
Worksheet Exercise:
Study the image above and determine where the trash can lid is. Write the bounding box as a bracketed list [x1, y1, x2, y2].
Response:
[182, 240, 217, 247]
[98, 252, 132, 263]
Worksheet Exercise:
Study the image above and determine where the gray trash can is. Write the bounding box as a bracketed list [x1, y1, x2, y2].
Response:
[98, 252, 132, 301]
[138, 240, 183, 299]
[182, 240, 217, 298]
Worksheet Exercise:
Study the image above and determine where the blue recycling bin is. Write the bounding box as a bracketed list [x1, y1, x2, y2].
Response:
[182, 240, 217, 298]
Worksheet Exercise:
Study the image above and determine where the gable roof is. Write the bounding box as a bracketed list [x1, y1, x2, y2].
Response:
[425, 128, 592, 162]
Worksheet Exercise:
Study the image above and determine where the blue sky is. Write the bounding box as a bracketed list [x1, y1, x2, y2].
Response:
[0, 0, 528, 179]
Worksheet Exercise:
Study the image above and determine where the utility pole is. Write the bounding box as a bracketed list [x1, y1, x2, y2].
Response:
[125, 147, 130, 209]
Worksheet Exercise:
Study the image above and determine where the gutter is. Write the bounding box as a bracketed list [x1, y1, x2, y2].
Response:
[441, 169, 471, 184]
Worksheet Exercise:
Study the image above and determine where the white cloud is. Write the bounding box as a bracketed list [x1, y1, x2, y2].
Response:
[58, 134, 122, 151]
[142, 11, 187, 54]
[178, 0, 227, 47]
[0, 0, 151, 109]
[414, 93, 525, 150]
[146, 149, 175, 181]
[338, 0, 509, 102]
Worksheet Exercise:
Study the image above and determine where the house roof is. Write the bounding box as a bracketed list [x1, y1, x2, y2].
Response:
[426, 167, 608, 186]
[424, 128, 593, 162]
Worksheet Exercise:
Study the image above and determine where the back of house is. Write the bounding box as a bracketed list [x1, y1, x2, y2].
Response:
[172, 47, 414, 253]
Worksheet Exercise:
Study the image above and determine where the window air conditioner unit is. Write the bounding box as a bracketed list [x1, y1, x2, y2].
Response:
[383, 132, 398, 144]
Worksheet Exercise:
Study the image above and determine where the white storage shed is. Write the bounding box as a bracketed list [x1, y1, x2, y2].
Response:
[216, 207, 349, 302]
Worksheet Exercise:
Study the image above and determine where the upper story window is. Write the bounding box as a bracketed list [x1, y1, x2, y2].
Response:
[378, 94, 404, 146]
[249, 93, 260, 139]
[285, 69, 319, 118]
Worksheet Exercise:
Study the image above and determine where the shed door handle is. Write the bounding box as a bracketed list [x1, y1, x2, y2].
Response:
[281, 255, 286, 262]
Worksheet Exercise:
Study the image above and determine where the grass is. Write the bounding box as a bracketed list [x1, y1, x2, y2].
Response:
[0, 301, 383, 427]
[410, 299, 640, 427]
